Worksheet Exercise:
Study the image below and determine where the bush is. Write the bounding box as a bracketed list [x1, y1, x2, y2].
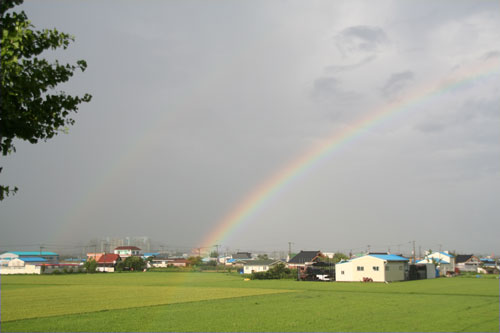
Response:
[250, 263, 296, 280]
[53, 269, 61, 275]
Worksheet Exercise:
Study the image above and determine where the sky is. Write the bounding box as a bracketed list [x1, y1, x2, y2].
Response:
[1, 0, 499, 256]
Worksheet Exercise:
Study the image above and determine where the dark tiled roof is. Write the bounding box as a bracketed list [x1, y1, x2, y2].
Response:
[115, 246, 141, 251]
[455, 254, 477, 263]
[288, 251, 322, 264]
[232, 252, 252, 260]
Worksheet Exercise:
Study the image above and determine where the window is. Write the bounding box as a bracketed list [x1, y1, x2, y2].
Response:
[356, 266, 364, 271]
[341, 271, 344, 275]
[399, 266, 403, 270]
[386, 266, 389, 271]
[373, 266, 379, 271]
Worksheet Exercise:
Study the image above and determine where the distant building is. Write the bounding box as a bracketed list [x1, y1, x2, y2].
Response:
[86, 252, 105, 261]
[336, 254, 409, 282]
[0, 251, 59, 266]
[455, 255, 480, 272]
[287, 251, 324, 269]
[114, 246, 141, 258]
[243, 260, 285, 274]
[96, 254, 121, 272]
[232, 252, 253, 260]
[417, 251, 455, 276]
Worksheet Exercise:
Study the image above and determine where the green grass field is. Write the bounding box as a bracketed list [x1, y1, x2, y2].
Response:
[1, 272, 498, 332]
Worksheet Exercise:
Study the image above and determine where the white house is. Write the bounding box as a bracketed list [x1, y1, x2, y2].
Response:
[335, 254, 409, 282]
[243, 260, 284, 274]
[0, 258, 46, 274]
[417, 251, 455, 276]
[113, 246, 141, 258]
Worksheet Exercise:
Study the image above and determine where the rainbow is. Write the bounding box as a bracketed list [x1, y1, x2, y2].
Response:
[200, 57, 500, 249]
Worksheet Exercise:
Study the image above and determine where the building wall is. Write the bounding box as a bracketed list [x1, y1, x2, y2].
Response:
[335, 262, 354, 282]
[351, 256, 386, 282]
[456, 262, 479, 272]
[0, 265, 41, 274]
[384, 261, 406, 282]
[243, 265, 269, 274]
[97, 267, 115, 272]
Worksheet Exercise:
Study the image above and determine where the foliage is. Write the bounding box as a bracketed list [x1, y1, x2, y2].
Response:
[83, 259, 97, 273]
[209, 251, 219, 258]
[250, 263, 296, 280]
[0, 0, 91, 200]
[204, 260, 217, 267]
[332, 252, 349, 263]
[257, 254, 269, 260]
[119, 256, 146, 271]
[187, 256, 202, 266]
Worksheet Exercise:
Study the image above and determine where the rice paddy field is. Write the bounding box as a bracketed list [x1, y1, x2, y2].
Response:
[1, 272, 499, 332]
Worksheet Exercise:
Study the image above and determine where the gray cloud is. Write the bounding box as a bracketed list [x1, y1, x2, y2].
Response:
[381, 71, 415, 99]
[415, 98, 500, 136]
[335, 25, 389, 57]
[325, 56, 376, 74]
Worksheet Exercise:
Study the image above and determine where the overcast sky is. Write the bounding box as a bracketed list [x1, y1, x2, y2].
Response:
[1, 0, 499, 255]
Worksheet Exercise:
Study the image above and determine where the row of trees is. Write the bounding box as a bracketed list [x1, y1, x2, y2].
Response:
[83, 257, 147, 273]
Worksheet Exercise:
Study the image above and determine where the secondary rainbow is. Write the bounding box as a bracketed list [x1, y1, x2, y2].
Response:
[200, 58, 500, 249]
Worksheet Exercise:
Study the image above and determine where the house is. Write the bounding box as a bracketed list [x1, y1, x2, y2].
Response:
[96, 253, 121, 272]
[0, 251, 59, 266]
[232, 252, 253, 260]
[243, 260, 284, 274]
[478, 258, 499, 274]
[170, 258, 189, 267]
[335, 254, 409, 282]
[455, 255, 480, 272]
[150, 255, 171, 268]
[0, 257, 47, 274]
[114, 246, 141, 258]
[86, 252, 105, 261]
[417, 251, 455, 276]
[287, 251, 324, 269]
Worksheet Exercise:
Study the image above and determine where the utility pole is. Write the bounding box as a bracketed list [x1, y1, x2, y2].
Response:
[412, 240, 416, 263]
[367, 245, 370, 254]
[288, 242, 293, 259]
[214, 244, 220, 271]
[39, 245, 45, 257]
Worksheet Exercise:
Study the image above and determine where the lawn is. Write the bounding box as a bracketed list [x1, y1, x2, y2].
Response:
[1, 272, 498, 332]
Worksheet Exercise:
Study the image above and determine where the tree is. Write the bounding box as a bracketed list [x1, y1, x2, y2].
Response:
[0, 0, 91, 200]
[209, 251, 219, 258]
[257, 254, 268, 260]
[332, 253, 349, 263]
[187, 256, 202, 266]
[121, 256, 146, 271]
[83, 259, 97, 273]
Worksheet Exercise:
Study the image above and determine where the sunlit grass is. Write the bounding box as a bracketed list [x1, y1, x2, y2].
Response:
[1, 272, 498, 332]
